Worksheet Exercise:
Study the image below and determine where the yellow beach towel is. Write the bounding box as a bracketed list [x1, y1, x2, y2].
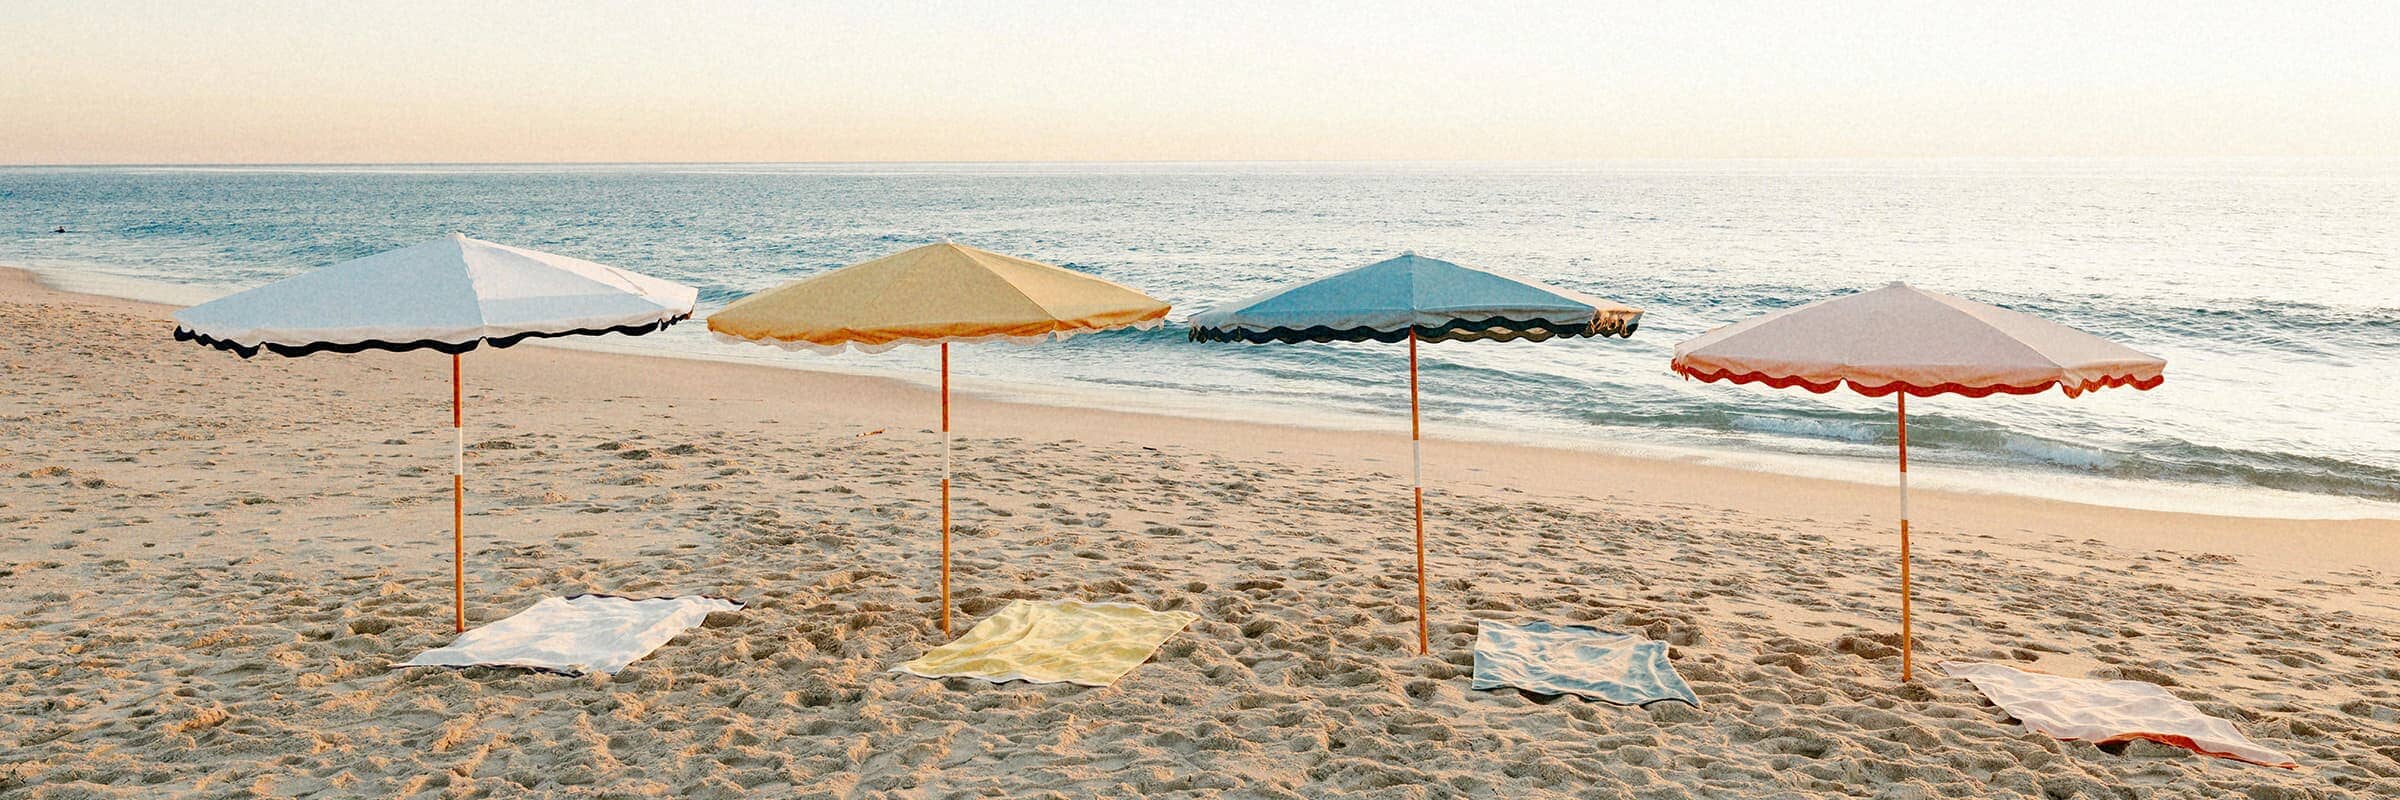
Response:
[895, 600, 1199, 687]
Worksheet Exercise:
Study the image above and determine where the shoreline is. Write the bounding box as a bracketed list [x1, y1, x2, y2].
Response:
[15, 259, 2397, 524]
[9, 264, 2396, 580]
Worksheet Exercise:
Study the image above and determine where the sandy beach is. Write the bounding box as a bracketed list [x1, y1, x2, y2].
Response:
[3, 264, 2397, 798]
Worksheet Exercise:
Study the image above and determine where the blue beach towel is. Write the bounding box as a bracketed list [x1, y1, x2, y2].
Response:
[1471, 621, 1699, 707]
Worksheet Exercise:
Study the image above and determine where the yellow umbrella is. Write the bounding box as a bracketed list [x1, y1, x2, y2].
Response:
[709, 242, 1170, 635]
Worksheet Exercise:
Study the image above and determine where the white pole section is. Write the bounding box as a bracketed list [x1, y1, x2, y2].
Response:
[452, 353, 465, 634]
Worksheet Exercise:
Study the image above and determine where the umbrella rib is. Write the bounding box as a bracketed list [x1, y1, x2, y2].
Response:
[580, 263, 668, 305]
[1931, 291, 2155, 374]
[483, 240, 677, 313]
[456, 245, 494, 348]
[954, 247, 1088, 334]
[1912, 293, 2072, 375]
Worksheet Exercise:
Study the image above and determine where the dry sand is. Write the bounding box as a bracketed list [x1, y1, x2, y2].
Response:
[2, 266, 2397, 799]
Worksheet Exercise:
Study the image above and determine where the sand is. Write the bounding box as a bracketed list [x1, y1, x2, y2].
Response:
[2, 266, 2396, 799]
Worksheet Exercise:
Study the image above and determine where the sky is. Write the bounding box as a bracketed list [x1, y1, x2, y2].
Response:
[2, 1, 2395, 164]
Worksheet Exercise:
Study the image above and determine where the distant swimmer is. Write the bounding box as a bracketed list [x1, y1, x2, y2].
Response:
[52, 226, 67, 233]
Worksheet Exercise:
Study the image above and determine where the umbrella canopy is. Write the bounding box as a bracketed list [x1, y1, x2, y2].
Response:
[1672, 282, 2163, 397]
[708, 242, 1168, 352]
[1190, 253, 1642, 654]
[175, 233, 696, 357]
[1670, 282, 2165, 682]
[1190, 252, 1640, 343]
[706, 241, 1169, 637]
[174, 233, 699, 633]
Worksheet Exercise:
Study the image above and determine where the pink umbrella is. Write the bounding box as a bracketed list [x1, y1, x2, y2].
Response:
[1671, 283, 2164, 681]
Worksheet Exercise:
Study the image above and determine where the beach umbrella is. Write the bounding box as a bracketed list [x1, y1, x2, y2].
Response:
[1189, 253, 1642, 654]
[1671, 282, 2165, 681]
[706, 242, 1169, 636]
[173, 233, 698, 632]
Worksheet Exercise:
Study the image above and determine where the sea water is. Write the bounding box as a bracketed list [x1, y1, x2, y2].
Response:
[2, 160, 2393, 518]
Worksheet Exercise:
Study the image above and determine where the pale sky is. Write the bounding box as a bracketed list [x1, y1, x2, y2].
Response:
[3, 1, 2395, 163]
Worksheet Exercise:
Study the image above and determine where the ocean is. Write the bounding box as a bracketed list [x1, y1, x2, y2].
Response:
[2, 160, 2394, 518]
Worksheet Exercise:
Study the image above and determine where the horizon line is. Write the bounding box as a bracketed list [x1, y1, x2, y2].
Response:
[8, 155, 2398, 169]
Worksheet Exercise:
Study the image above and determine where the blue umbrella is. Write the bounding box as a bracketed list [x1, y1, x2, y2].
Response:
[1191, 253, 1641, 653]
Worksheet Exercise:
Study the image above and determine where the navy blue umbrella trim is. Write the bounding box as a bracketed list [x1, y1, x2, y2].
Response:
[1189, 315, 1637, 345]
[174, 312, 693, 359]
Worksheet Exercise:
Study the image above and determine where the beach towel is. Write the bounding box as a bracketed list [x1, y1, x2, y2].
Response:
[394, 594, 741, 676]
[1470, 621, 1699, 707]
[894, 599, 1198, 687]
[1942, 661, 2296, 768]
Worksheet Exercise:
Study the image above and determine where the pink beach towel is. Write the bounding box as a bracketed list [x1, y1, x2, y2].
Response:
[1942, 661, 2296, 768]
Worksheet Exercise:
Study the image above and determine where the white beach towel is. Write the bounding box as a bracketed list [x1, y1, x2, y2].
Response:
[1942, 661, 2296, 768]
[395, 594, 741, 676]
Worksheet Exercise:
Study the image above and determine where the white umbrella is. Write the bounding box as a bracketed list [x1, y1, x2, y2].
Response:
[175, 233, 698, 631]
[1672, 282, 2165, 681]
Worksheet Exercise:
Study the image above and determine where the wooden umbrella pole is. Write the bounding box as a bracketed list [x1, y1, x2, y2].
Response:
[1409, 331, 1428, 655]
[452, 353, 465, 634]
[1898, 392, 1912, 682]
[940, 342, 953, 638]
